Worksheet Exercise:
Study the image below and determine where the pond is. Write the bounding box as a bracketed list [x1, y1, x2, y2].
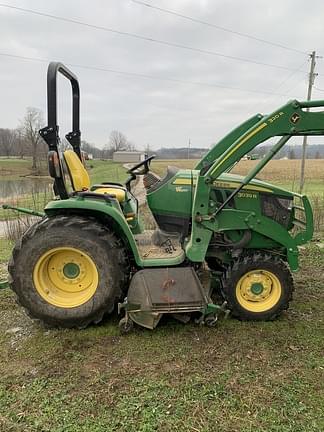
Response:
[0, 178, 53, 200]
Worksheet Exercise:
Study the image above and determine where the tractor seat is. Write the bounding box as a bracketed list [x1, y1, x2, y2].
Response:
[63, 150, 126, 202]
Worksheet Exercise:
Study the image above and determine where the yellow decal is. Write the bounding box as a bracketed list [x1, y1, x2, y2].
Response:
[173, 178, 196, 185]
[213, 181, 273, 193]
[174, 178, 272, 193]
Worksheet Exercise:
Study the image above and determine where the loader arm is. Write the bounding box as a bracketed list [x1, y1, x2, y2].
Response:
[204, 99, 324, 182]
[186, 99, 324, 268]
[195, 114, 264, 170]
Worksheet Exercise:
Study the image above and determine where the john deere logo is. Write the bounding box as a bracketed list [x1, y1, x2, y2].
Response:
[290, 113, 300, 124]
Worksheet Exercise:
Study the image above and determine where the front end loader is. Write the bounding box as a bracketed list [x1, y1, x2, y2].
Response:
[7, 62, 321, 331]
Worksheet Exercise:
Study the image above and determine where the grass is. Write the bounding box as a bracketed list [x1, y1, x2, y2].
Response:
[0, 158, 323, 431]
[0, 157, 48, 179]
[0, 244, 323, 431]
[85, 159, 128, 184]
[0, 238, 13, 264]
[0, 160, 128, 221]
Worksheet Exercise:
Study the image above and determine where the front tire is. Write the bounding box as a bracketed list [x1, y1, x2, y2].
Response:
[222, 253, 294, 321]
[9, 215, 129, 328]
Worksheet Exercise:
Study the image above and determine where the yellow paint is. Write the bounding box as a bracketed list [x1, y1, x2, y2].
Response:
[173, 178, 272, 193]
[173, 178, 197, 185]
[211, 122, 268, 174]
[63, 150, 90, 191]
[235, 269, 282, 313]
[213, 181, 273, 193]
[94, 187, 126, 202]
[33, 247, 98, 308]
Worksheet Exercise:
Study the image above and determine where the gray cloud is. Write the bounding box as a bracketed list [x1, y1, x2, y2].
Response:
[1, 0, 324, 149]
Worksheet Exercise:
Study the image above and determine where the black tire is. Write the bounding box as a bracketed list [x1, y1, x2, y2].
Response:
[118, 317, 134, 334]
[222, 253, 294, 321]
[8, 215, 129, 328]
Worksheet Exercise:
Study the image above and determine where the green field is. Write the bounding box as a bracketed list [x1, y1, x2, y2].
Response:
[0, 157, 48, 179]
[85, 159, 128, 184]
[0, 159, 128, 221]
[0, 158, 127, 184]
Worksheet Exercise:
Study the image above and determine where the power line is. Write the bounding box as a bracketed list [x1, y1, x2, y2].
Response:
[282, 75, 307, 95]
[313, 86, 324, 92]
[131, 0, 308, 56]
[0, 51, 299, 97]
[0, 3, 308, 73]
[255, 59, 308, 110]
[271, 60, 308, 92]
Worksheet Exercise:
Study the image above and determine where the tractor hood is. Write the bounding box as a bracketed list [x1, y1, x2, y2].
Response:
[172, 169, 293, 198]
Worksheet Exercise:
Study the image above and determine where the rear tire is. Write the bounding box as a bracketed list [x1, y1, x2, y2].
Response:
[8, 215, 129, 328]
[222, 253, 294, 321]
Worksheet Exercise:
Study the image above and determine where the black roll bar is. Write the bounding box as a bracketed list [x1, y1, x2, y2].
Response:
[40, 62, 81, 159]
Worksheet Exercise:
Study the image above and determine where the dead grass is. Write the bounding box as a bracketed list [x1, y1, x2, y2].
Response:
[232, 159, 324, 183]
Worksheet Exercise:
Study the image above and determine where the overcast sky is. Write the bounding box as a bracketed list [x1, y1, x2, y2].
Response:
[1, 0, 324, 150]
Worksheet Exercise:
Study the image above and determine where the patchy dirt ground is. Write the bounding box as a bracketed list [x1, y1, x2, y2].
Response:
[0, 243, 323, 432]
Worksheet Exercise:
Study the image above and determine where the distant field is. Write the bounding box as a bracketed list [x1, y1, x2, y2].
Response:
[151, 159, 324, 194]
[0, 157, 47, 179]
[0, 159, 128, 221]
[85, 159, 128, 184]
[1, 157, 322, 193]
[0, 158, 128, 184]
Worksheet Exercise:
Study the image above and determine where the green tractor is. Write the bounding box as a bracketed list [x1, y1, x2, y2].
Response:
[7, 62, 320, 331]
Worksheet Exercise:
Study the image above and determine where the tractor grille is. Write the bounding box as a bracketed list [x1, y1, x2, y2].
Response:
[260, 194, 293, 228]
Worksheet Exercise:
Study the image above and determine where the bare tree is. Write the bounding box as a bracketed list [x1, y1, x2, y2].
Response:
[21, 107, 44, 172]
[15, 127, 28, 159]
[108, 130, 128, 152]
[0, 128, 17, 157]
[81, 140, 104, 159]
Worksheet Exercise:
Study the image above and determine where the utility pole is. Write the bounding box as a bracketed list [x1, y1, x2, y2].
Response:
[299, 51, 317, 193]
[187, 138, 191, 160]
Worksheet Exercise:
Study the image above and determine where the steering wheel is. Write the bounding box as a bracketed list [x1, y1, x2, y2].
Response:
[127, 155, 155, 175]
[125, 155, 155, 192]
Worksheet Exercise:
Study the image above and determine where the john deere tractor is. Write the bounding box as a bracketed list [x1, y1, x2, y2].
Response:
[7, 62, 320, 331]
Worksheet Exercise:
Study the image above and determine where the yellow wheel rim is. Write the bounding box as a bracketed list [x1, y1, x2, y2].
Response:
[33, 247, 99, 308]
[236, 269, 282, 313]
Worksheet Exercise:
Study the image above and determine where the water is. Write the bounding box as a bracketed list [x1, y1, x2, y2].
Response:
[0, 178, 52, 200]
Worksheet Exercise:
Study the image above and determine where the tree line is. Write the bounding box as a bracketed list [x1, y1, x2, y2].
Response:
[0, 107, 138, 172]
[0, 107, 45, 172]
[2, 107, 323, 167]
